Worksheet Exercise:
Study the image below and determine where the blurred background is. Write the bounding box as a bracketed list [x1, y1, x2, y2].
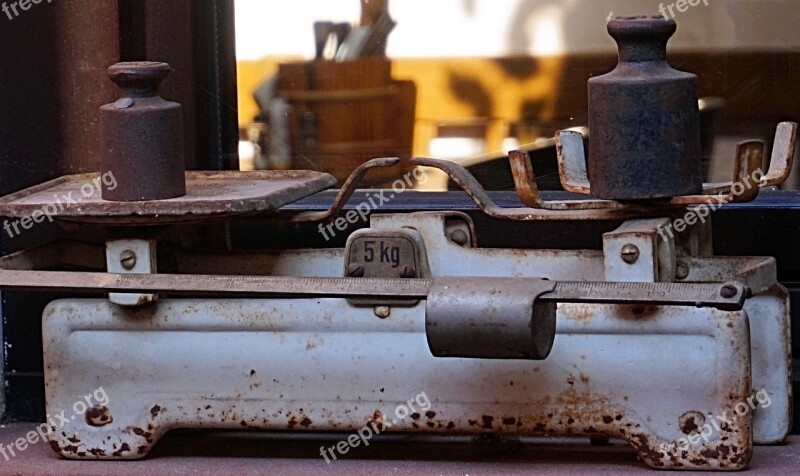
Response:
[234, 0, 800, 190]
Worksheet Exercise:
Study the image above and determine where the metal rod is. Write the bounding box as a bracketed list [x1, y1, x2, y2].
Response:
[0, 270, 746, 310]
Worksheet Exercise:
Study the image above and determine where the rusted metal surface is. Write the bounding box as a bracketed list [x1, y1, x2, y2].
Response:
[0, 171, 336, 225]
[671, 140, 764, 205]
[2, 211, 782, 468]
[100, 62, 186, 201]
[509, 150, 624, 211]
[588, 16, 702, 200]
[425, 277, 557, 360]
[555, 130, 591, 194]
[42, 298, 754, 469]
[762, 122, 798, 187]
[169, 212, 790, 450]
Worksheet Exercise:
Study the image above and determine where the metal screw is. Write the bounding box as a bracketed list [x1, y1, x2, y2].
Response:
[114, 97, 134, 109]
[675, 260, 690, 280]
[398, 265, 416, 278]
[620, 244, 640, 264]
[347, 264, 365, 278]
[720, 285, 738, 299]
[449, 229, 469, 246]
[120, 250, 137, 270]
[374, 306, 390, 319]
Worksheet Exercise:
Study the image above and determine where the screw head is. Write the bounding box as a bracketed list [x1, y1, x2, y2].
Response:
[114, 97, 134, 109]
[720, 285, 739, 299]
[374, 306, 391, 319]
[120, 250, 137, 270]
[398, 265, 416, 278]
[620, 244, 640, 264]
[449, 228, 469, 246]
[347, 264, 365, 278]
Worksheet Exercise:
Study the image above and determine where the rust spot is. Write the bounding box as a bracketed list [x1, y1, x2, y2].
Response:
[300, 417, 312, 428]
[250, 369, 256, 376]
[570, 308, 595, 321]
[602, 416, 614, 424]
[89, 448, 106, 457]
[85, 406, 113, 427]
[446, 421, 455, 430]
[480, 416, 494, 429]
[112, 443, 131, 458]
[502, 417, 517, 425]
[63, 445, 80, 454]
[48, 440, 61, 452]
[679, 411, 705, 435]
[129, 426, 154, 442]
[368, 410, 385, 431]
[410, 413, 421, 420]
[137, 445, 149, 455]
[619, 305, 659, 319]
[150, 405, 162, 418]
[425, 411, 436, 419]
[67, 435, 80, 444]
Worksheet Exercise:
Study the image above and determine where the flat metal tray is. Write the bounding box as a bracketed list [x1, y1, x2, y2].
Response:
[0, 170, 336, 225]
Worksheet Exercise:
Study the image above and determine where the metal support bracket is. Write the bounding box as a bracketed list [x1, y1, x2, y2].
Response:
[106, 239, 157, 307]
[603, 219, 676, 282]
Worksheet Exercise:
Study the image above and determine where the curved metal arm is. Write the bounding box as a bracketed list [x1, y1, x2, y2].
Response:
[290, 157, 400, 223]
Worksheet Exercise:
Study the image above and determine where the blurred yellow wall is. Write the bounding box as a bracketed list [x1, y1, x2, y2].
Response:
[237, 56, 565, 156]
